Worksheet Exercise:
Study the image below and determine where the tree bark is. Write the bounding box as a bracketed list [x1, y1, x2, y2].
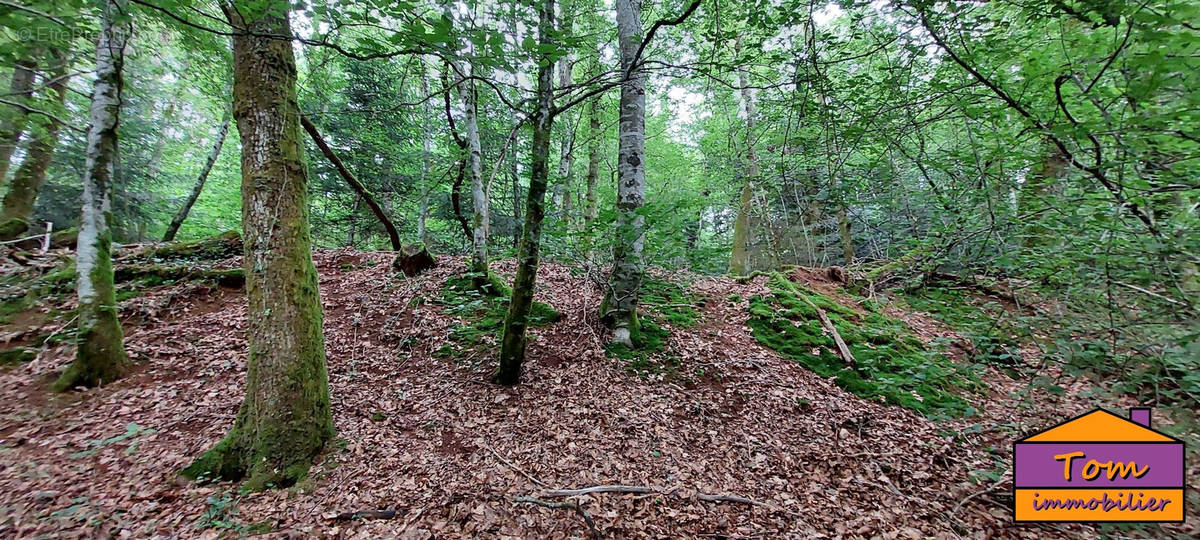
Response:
[729, 50, 756, 275]
[442, 2, 489, 280]
[495, 0, 555, 386]
[163, 104, 231, 242]
[584, 96, 600, 229]
[300, 115, 402, 251]
[417, 64, 434, 247]
[1019, 139, 1068, 249]
[52, 5, 127, 391]
[601, 0, 648, 346]
[0, 50, 68, 241]
[181, 2, 333, 490]
[0, 53, 37, 187]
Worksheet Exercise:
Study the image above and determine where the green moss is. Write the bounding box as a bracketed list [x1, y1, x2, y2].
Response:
[640, 278, 702, 327]
[0, 347, 36, 365]
[436, 275, 558, 362]
[747, 273, 976, 418]
[135, 230, 242, 263]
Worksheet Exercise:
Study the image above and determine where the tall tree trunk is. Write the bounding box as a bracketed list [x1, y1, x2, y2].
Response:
[181, 2, 333, 490]
[495, 0, 555, 386]
[163, 105, 231, 242]
[442, 2, 489, 282]
[584, 96, 600, 229]
[601, 0, 647, 346]
[511, 158, 522, 249]
[300, 115, 402, 251]
[729, 54, 756, 275]
[52, 6, 127, 391]
[0, 50, 68, 241]
[1019, 139, 1068, 249]
[417, 64, 434, 247]
[0, 54, 37, 187]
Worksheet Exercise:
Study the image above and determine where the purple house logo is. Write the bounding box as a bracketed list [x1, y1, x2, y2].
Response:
[1012, 407, 1185, 522]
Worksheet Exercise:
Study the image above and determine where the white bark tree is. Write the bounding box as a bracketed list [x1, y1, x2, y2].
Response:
[53, 0, 130, 391]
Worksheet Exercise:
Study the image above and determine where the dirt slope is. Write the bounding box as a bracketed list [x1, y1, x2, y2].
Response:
[0, 250, 1186, 538]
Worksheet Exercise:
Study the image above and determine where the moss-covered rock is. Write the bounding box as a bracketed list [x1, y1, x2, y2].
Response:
[435, 275, 558, 362]
[747, 273, 976, 417]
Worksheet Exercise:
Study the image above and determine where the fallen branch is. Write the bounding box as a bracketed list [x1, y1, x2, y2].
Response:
[541, 485, 656, 498]
[1113, 281, 1191, 309]
[801, 297, 856, 368]
[695, 493, 770, 507]
[515, 496, 598, 537]
[330, 509, 399, 521]
[485, 444, 548, 488]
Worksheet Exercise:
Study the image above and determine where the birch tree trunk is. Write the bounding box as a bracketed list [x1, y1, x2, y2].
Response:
[0, 50, 67, 241]
[601, 0, 647, 346]
[0, 54, 37, 187]
[52, 5, 127, 391]
[163, 104, 231, 242]
[417, 64, 434, 247]
[442, 2, 489, 283]
[181, 2, 333, 490]
[729, 54, 756, 275]
[495, 0, 555, 386]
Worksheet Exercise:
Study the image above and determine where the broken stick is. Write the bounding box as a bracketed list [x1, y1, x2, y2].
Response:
[799, 296, 856, 368]
[515, 496, 598, 537]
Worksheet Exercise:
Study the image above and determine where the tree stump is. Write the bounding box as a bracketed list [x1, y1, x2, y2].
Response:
[392, 244, 436, 277]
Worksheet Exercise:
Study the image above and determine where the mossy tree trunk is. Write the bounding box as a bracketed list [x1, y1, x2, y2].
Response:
[181, 2, 333, 490]
[495, 0, 555, 386]
[0, 49, 68, 241]
[600, 0, 648, 347]
[163, 103, 231, 242]
[53, 5, 127, 392]
[0, 53, 37, 187]
[729, 41, 756, 275]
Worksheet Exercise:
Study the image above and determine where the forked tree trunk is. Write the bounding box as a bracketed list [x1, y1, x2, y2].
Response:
[0, 50, 68, 241]
[601, 0, 647, 346]
[52, 5, 127, 391]
[0, 54, 37, 186]
[181, 2, 333, 490]
[729, 53, 756, 275]
[163, 105, 231, 242]
[300, 115, 402, 251]
[495, 0, 555, 386]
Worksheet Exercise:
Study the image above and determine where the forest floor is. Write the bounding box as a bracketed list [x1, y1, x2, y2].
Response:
[0, 249, 1194, 538]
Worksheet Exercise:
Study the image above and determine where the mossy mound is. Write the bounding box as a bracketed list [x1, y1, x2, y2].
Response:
[603, 277, 704, 380]
[435, 275, 559, 362]
[747, 274, 976, 417]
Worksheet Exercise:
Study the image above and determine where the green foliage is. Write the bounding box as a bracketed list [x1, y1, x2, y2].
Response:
[68, 423, 156, 459]
[748, 274, 976, 417]
[901, 287, 1027, 368]
[194, 491, 272, 535]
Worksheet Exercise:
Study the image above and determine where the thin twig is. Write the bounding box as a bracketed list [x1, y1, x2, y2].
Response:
[514, 496, 598, 537]
[541, 485, 656, 497]
[485, 444, 548, 488]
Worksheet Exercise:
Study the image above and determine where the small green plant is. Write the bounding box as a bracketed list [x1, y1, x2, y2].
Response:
[195, 492, 272, 534]
[69, 423, 157, 459]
